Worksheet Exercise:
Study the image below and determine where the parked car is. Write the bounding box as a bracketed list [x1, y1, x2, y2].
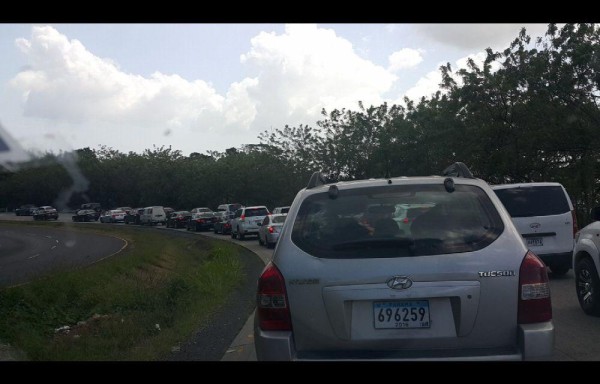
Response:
[573, 206, 600, 316]
[124, 208, 144, 224]
[258, 213, 287, 248]
[254, 163, 554, 361]
[214, 203, 243, 235]
[231, 206, 270, 240]
[214, 210, 234, 235]
[140, 206, 167, 226]
[166, 210, 192, 229]
[15, 204, 37, 216]
[32, 206, 58, 221]
[492, 182, 577, 276]
[99, 209, 126, 223]
[72, 209, 99, 222]
[81, 202, 102, 212]
[190, 207, 213, 214]
[115, 206, 133, 215]
[164, 207, 175, 218]
[186, 211, 217, 232]
[273, 206, 291, 214]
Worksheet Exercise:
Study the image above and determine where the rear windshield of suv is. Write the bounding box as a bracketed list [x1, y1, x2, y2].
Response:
[245, 208, 268, 217]
[291, 184, 504, 259]
[493, 186, 570, 217]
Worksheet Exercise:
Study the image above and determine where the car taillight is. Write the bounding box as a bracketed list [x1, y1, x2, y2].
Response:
[240, 214, 245, 221]
[257, 262, 291, 331]
[518, 250, 552, 324]
[268, 226, 275, 234]
[571, 209, 578, 238]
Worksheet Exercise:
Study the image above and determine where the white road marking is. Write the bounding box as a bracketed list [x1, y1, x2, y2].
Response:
[45, 236, 52, 239]
[55, 240, 59, 243]
[28, 254, 40, 259]
[51, 245, 57, 250]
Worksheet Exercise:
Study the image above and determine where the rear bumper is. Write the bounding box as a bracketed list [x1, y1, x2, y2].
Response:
[538, 252, 572, 268]
[518, 321, 554, 360]
[266, 233, 280, 243]
[254, 324, 553, 361]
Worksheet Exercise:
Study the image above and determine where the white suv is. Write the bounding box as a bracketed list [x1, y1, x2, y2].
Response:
[573, 207, 600, 316]
[254, 163, 554, 361]
[231, 206, 270, 240]
[492, 182, 577, 276]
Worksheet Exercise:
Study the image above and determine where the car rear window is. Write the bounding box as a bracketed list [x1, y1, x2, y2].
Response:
[493, 186, 570, 217]
[291, 184, 504, 259]
[245, 208, 268, 217]
[272, 215, 287, 224]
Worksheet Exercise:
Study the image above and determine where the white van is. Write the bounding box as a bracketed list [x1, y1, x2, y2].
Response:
[140, 206, 167, 226]
[492, 182, 577, 275]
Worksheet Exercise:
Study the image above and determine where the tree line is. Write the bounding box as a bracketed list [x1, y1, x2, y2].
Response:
[1, 24, 599, 225]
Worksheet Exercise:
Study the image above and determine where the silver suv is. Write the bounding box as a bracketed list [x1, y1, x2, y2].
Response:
[492, 182, 577, 276]
[254, 163, 554, 361]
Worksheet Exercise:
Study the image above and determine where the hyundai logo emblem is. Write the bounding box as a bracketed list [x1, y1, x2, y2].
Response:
[530, 223, 541, 229]
[387, 276, 413, 290]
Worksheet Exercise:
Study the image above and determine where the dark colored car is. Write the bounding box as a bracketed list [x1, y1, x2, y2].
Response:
[80, 203, 102, 220]
[166, 211, 192, 228]
[212, 211, 229, 234]
[186, 212, 217, 232]
[124, 208, 144, 225]
[33, 206, 59, 221]
[72, 209, 99, 222]
[15, 204, 37, 216]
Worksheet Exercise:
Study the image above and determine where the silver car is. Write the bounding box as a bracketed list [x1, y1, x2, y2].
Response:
[254, 163, 554, 361]
[231, 206, 269, 240]
[258, 213, 287, 248]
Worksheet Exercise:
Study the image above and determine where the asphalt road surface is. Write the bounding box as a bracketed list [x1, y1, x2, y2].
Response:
[0, 222, 126, 288]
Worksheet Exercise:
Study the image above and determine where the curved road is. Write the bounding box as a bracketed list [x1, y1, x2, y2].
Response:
[0, 223, 126, 288]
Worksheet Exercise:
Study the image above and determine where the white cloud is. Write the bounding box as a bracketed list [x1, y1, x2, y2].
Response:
[414, 23, 550, 51]
[403, 66, 443, 102]
[388, 48, 424, 72]
[239, 24, 397, 129]
[9, 24, 398, 154]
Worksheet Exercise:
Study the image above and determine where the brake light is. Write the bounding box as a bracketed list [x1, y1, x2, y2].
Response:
[268, 226, 275, 234]
[240, 214, 245, 221]
[518, 251, 552, 324]
[257, 262, 291, 331]
[403, 217, 409, 223]
[571, 210, 578, 238]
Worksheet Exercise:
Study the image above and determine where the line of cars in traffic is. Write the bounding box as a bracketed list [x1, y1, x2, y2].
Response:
[14, 204, 59, 220]
[71, 202, 292, 248]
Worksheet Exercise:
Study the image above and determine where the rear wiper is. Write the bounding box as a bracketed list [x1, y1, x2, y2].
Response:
[332, 238, 414, 251]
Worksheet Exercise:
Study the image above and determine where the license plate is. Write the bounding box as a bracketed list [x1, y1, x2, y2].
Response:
[527, 237, 543, 247]
[373, 300, 430, 329]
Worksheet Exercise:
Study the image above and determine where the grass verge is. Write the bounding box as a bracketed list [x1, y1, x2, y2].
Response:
[0, 221, 243, 360]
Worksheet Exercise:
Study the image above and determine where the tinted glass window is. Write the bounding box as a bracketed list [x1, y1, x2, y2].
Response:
[272, 215, 287, 224]
[291, 184, 504, 259]
[494, 186, 570, 217]
[245, 208, 268, 217]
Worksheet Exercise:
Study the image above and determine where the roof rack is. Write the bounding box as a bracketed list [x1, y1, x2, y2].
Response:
[307, 171, 327, 189]
[442, 162, 475, 179]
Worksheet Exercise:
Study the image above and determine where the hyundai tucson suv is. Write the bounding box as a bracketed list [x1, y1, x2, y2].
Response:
[492, 182, 577, 276]
[254, 163, 554, 361]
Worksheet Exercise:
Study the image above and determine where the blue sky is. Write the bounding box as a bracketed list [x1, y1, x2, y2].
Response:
[0, 23, 550, 156]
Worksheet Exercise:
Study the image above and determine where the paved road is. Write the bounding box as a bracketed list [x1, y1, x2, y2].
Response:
[0, 222, 126, 288]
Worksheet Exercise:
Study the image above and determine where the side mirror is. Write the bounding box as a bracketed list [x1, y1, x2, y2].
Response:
[591, 206, 600, 222]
